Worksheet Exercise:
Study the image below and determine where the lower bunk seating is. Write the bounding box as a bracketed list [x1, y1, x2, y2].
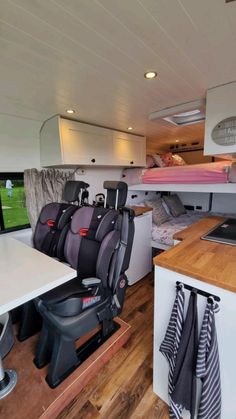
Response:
[0, 318, 130, 419]
[151, 210, 208, 250]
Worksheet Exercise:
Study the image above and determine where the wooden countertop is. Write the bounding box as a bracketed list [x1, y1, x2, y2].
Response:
[172, 216, 222, 242]
[154, 215, 236, 293]
[130, 206, 153, 217]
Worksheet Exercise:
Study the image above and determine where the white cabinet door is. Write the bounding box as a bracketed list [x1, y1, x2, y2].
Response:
[126, 212, 152, 285]
[112, 131, 146, 167]
[40, 115, 63, 167]
[60, 119, 113, 165]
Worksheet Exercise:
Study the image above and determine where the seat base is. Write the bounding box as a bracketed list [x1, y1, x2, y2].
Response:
[38, 320, 120, 389]
[17, 301, 42, 342]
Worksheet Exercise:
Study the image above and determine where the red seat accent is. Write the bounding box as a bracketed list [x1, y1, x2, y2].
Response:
[82, 297, 93, 303]
[79, 228, 88, 237]
[47, 219, 55, 227]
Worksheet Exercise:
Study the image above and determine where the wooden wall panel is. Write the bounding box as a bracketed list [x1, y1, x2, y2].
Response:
[146, 121, 205, 154]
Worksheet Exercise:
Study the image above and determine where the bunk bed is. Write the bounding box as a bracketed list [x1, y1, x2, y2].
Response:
[124, 160, 236, 250]
[124, 160, 236, 193]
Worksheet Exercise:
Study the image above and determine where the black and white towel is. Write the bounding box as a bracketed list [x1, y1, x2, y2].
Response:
[196, 300, 221, 419]
[171, 290, 198, 419]
[159, 285, 185, 419]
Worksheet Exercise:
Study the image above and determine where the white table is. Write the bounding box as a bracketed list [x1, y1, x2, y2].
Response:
[0, 235, 76, 399]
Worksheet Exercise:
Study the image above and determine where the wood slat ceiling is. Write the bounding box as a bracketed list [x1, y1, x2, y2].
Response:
[0, 0, 236, 149]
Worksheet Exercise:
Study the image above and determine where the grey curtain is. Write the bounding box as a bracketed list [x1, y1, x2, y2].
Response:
[24, 168, 75, 230]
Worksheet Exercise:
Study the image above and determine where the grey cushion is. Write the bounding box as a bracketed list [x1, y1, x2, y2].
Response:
[145, 199, 169, 226]
[163, 194, 186, 217]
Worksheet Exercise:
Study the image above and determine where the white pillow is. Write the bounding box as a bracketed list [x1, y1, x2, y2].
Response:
[152, 154, 165, 167]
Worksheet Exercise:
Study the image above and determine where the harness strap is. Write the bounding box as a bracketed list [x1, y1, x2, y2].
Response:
[41, 229, 57, 256]
[41, 206, 68, 256]
[112, 209, 130, 308]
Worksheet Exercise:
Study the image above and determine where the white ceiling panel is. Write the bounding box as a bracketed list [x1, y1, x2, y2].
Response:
[0, 0, 236, 147]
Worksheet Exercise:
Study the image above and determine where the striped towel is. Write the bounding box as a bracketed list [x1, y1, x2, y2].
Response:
[160, 285, 185, 419]
[196, 300, 221, 419]
[171, 290, 198, 419]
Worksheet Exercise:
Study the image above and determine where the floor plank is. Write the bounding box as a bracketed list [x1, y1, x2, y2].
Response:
[131, 393, 169, 419]
[58, 273, 169, 419]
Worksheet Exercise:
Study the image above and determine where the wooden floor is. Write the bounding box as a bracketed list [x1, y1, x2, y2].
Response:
[58, 273, 169, 419]
[1, 318, 130, 419]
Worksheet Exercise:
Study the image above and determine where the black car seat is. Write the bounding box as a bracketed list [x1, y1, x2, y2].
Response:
[16, 180, 90, 342]
[33, 180, 89, 260]
[33, 181, 134, 388]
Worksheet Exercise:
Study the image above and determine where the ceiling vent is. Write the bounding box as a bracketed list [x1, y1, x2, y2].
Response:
[149, 99, 205, 127]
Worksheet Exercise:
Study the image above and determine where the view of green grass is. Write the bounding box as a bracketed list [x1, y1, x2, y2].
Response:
[0, 185, 29, 229]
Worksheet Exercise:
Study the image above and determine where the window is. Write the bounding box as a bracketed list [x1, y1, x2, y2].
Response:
[0, 173, 30, 233]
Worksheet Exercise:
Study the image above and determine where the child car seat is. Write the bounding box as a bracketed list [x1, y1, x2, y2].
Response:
[16, 180, 90, 342]
[33, 180, 89, 260]
[33, 181, 134, 388]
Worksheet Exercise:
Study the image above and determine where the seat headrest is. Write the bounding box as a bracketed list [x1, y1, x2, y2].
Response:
[62, 181, 89, 202]
[103, 181, 128, 208]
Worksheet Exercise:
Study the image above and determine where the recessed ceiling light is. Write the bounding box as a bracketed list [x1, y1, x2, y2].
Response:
[175, 140, 179, 143]
[66, 109, 75, 114]
[144, 71, 157, 79]
[127, 126, 133, 130]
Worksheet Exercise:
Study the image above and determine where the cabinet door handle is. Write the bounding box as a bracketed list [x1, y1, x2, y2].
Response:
[91, 158, 96, 163]
[130, 161, 134, 165]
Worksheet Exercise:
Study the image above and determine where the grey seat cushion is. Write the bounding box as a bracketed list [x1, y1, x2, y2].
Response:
[163, 194, 186, 217]
[145, 198, 170, 226]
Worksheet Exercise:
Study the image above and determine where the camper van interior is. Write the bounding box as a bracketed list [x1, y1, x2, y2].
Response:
[1, 1, 236, 418]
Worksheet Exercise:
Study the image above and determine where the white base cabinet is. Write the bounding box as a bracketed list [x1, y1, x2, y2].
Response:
[153, 266, 236, 419]
[126, 211, 152, 285]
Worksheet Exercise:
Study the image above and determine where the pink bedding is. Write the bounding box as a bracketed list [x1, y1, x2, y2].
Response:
[123, 161, 236, 185]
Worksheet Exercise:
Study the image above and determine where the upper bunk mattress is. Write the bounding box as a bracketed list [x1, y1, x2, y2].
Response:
[123, 161, 236, 185]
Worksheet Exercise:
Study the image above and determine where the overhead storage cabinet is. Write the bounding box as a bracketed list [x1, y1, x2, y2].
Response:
[204, 82, 236, 159]
[112, 131, 146, 166]
[40, 116, 146, 167]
